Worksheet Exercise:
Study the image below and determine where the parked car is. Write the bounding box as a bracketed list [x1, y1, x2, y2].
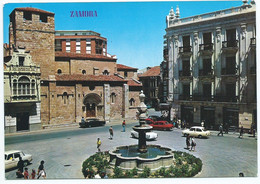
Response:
[131, 130, 158, 140]
[182, 126, 211, 138]
[149, 120, 174, 131]
[5, 150, 32, 170]
[79, 118, 106, 128]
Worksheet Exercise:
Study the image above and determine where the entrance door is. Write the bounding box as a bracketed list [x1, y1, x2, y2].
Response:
[223, 108, 238, 127]
[16, 112, 29, 131]
[181, 106, 194, 127]
[201, 107, 215, 129]
[86, 103, 96, 117]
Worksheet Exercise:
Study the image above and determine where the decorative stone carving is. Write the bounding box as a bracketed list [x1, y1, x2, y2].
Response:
[194, 32, 198, 45]
[174, 35, 179, 47]
[240, 23, 247, 39]
[216, 27, 221, 42]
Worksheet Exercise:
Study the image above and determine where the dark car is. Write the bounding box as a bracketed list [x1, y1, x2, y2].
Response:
[79, 118, 106, 128]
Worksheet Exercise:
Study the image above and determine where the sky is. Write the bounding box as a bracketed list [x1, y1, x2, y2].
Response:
[3, 0, 243, 70]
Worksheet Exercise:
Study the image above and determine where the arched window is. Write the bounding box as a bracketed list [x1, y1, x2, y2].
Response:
[13, 79, 17, 95]
[18, 77, 30, 95]
[57, 69, 62, 74]
[82, 70, 86, 75]
[31, 80, 35, 95]
[63, 92, 68, 104]
[111, 93, 116, 104]
[129, 98, 135, 106]
[103, 70, 109, 75]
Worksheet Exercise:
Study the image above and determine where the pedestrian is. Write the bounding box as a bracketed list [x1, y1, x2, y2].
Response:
[218, 124, 223, 136]
[239, 126, 244, 139]
[109, 126, 113, 139]
[24, 168, 29, 179]
[16, 156, 24, 178]
[186, 134, 190, 150]
[178, 119, 181, 129]
[30, 169, 36, 179]
[190, 137, 196, 151]
[37, 160, 46, 179]
[122, 120, 126, 132]
[251, 123, 256, 137]
[224, 122, 229, 134]
[81, 117, 85, 123]
[239, 172, 244, 177]
[201, 121, 204, 127]
[97, 138, 101, 152]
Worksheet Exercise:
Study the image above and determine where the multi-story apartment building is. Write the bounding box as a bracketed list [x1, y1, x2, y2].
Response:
[4, 7, 142, 132]
[4, 47, 41, 133]
[139, 66, 161, 108]
[165, 1, 256, 130]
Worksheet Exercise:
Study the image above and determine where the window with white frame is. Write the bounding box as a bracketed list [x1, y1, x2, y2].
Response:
[76, 39, 81, 53]
[66, 39, 70, 52]
[86, 39, 91, 54]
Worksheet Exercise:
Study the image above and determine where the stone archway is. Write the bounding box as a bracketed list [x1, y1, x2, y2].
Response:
[83, 93, 102, 118]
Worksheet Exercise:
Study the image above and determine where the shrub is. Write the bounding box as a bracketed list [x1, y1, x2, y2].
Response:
[113, 166, 123, 178]
[139, 167, 151, 178]
[131, 167, 138, 176]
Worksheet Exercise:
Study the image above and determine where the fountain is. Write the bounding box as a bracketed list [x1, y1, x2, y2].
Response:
[109, 91, 175, 171]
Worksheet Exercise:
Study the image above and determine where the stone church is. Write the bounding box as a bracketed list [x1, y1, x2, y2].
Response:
[4, 7, 142, 133]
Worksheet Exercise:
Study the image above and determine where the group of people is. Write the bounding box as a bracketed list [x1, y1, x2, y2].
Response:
[16, 158, 46, 179]
[185, 135, 196, 151]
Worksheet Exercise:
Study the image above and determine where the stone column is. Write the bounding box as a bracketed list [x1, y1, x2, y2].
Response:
[168, 36, 174, 101]
[104, 84, 110, 122]
[48, 75, 57, 125]
[215, 27, 222, 94]
[123, 84, 129, 118]
[193, 31, 199, 94]
[75, 83, 82, 123]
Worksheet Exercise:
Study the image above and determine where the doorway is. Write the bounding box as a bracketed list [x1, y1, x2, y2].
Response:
[16, 112, 29, 131]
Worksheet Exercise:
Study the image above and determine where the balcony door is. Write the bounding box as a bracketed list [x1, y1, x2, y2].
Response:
[226, 57, 236, 75]
[183, 60, 190, 76]
[226, 83, 236, 101]
[226, 29, 236, 47]
[203, 83, 211, 99]
[203, 59, 212, 75]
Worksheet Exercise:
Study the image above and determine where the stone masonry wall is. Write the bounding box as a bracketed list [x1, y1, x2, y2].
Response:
[11, 11, 56, 80]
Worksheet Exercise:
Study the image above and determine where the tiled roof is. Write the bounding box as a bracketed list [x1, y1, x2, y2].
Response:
[55, 52, 117, 61]
[55, 74, 127, 82]
[14, 7, 54, 15]
[117, 64, 138, 71]
[127, 79, 142, 87]
[139, 66, 160, 77]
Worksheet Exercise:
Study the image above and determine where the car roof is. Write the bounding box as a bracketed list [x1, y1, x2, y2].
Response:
[190, 126, 204, 129]
[5, 150, 21, 154]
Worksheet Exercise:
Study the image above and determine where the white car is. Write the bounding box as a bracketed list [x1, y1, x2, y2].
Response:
[182, 126, 211, 138]
[5, 150, 33, 170]
[131, 130, 158, 140]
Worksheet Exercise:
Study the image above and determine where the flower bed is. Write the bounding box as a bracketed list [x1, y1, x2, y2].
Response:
[82, 151, 202, 178]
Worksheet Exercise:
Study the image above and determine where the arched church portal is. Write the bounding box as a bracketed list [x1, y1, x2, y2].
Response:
[83, 93, 102, 117]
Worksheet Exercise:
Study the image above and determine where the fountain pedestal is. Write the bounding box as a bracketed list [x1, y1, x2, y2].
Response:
[133, 125, 152, 153]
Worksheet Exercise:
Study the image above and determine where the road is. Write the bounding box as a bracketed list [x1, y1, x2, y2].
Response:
[5, 119, 257, 179]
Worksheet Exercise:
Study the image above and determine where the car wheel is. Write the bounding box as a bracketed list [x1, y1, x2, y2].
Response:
[131, 133, 134, 138]
[184, 133, 187, 137]
[198, 135, 202, 139]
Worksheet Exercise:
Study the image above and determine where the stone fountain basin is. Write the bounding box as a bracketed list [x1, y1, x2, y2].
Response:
[132, 125, 153, 132]
[109, 145, 174, 171]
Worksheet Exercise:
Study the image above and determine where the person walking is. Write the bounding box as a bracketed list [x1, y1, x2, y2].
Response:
[109, 126, 113, 140]
[24, 168, 29, 179]
[37, 160, 46, 179]
[122, 120, 126, 132]
[97, 138, 101, 152]
[239, 126, 244, 139]
[190, 137, 196, 151]
[218, 124, 224, 136]
[201, 121, 204, 127]
[16, 156, 24, 178]
[30, 169, 36, 179]
[186, 134, 190, 150]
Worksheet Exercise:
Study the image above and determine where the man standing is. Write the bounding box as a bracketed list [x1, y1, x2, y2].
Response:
[37, 160, 46, 179]
[109, 126, 113, 140]
[16, 157, 24, 178]
[97, 138, 101, 152]
[218, 124, 223, 136]
[122, 120, 126, 132]
[238, 125, 244, 139]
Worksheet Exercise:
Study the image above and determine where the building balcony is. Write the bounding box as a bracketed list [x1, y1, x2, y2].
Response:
[221, 68, 238, 77]
[214, 95, 239, 103]
[199, 69, 214, 78]
[222, 40, 238, 53]
[192, 94, 213, 101]
[179, 46, 192, 57]
[179, 70, 192, 80]
[199, 43, 213, 55]
[5, 65, 41, 74]
[179, 95, 192, 101]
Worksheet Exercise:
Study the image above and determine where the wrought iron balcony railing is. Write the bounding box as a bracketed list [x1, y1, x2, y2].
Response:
[179, 46, 192, 53]
[199, 43, 213, 51]
[221, 68, 238, 76]
[179, 70, 191, 77]
[222, 40, 238, 48]
[199, 69, 213, 76]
